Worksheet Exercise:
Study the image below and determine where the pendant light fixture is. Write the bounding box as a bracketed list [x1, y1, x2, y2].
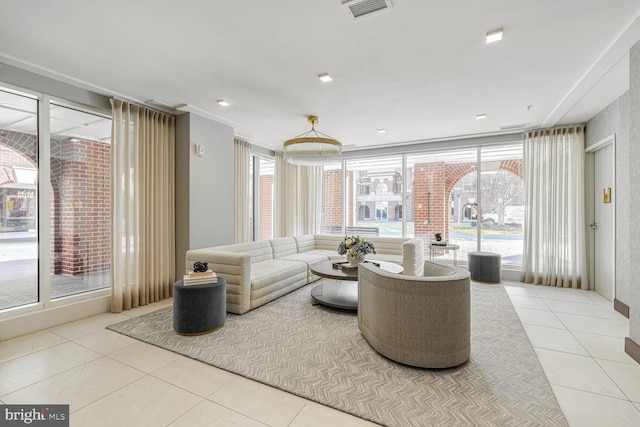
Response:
[283, 116, 342, 165]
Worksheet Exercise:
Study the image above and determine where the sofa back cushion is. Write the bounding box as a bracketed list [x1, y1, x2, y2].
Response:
[368, 236, 409, 255]
[270, 237, 298, 258]
[402, 238, 425, 276]
[313, 234, 344, 251]
[206, 241, 273, 264]
[294, 235, 317, 253]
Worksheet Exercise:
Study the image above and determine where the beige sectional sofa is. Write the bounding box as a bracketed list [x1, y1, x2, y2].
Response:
[185, 234, 408, 314]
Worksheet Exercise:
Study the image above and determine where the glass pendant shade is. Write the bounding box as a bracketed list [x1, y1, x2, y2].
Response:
[283, 116, 342, 165]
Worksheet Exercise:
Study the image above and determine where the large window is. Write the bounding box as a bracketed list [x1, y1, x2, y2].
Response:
[478, 145, 524, 267]
[0, 90, 39, 310]
[344, 156, 403, 237]
[49, 104, 112, 298]
[249, 155, 274, 241]
[0, 89, 112, 312]
[407, 148, 478, 263]
[321, 143, 524, 267]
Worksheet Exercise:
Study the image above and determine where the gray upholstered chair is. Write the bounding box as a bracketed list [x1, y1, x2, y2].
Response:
[358, 260, 471, 368]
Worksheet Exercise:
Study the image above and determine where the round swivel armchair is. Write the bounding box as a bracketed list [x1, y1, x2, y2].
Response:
[358, 260, 471, 368]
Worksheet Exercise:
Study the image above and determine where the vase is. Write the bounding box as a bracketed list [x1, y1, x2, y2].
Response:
[348, 253, 365, 266]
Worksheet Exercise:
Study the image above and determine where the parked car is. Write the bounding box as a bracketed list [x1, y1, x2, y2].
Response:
[482, 205, 525, 226]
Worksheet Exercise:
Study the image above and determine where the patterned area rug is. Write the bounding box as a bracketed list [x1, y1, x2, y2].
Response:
[107, 283, 567, 426]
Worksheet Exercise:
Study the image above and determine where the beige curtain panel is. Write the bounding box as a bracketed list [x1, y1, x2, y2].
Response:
[234, 138, 251, 243]
[521, 126, 587, 289]
[274, 153, 323, 237]
[110, 99, 176, 312]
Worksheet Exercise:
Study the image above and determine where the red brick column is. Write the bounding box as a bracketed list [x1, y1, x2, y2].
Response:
[50, 138, 110, 276]
[413, 162, 446, 239]
[322, 169, 342, 229]
[259, 175, 273, 240]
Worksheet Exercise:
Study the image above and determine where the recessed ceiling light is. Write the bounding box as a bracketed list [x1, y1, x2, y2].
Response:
[485, 27, 503, 44]
[318, 73, 333, 83]
[69, 138, 80, 142]
[377, 129, 387, 134]
[476, 114, 487, 120]
[217, 99, 230, 107]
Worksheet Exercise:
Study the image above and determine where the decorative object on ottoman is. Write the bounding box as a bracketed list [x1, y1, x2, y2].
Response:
[193, 261, 208, 272]
[183, 265, 217, 286]
[468, 251, 501, 283]
[338, 235, 376, 266]
[434, 232, 443, 241]
[173, 277, 226, 335]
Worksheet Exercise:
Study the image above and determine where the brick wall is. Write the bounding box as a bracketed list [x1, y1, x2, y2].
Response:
[413, 162, 447, 239]
[259, 174, 273, 240]
[50, 138, 110, 275]
[322, 169, 343, 229]
[500, 159, 523, 178]
[1, 130, 111, 276]
[413, 160, 522, 240]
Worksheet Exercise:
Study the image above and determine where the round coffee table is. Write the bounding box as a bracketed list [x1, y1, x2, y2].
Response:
[309, 259, 403, 310]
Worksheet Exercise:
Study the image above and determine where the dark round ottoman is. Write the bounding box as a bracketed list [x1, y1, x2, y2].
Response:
[173, 277, 226, 335]
[468, 252, 501, 283]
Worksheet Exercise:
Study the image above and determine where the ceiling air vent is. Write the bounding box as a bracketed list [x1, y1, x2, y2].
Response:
[342, 0, 393, 20]
[499, 123, 529, 131]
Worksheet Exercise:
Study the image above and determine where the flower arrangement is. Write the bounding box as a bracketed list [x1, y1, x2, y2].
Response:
[337, 235, 376, 258]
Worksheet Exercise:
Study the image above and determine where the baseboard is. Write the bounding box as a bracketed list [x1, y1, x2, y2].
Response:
[625, 338, 640, 365]
[0, 295, 110, 341]
[614, 299, 629, 318]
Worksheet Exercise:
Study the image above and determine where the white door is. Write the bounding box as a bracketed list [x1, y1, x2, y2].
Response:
[593, 144, 615, 301]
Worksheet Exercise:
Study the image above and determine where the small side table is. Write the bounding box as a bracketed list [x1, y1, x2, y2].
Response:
[173, 277, 226, 335]
[429, 243, 461, 266]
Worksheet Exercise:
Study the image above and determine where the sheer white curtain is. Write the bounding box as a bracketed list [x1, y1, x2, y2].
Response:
[110, 99, 175, 312]
[522, 126, 587, 289]
[234, 138, 251, 243]
[274, 152, 323, 237]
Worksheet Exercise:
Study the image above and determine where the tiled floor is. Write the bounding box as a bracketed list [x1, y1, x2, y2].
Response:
[504, 282, 640, 426]
[1, 282, 639, 426]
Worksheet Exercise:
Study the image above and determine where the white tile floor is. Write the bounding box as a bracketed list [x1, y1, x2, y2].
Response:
[504, 282, 640, 427]
[0, 282, 639, 426]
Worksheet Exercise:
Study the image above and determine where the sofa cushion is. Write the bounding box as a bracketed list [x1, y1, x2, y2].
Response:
[368, 236, 409, 256]
[201, 240, 273, 264]
[294, 235, 317, 253]
[368, 253, 403, 264]
[270, 237, 298, 258]
[305, 249, 343, 259]
[313, 234, 344, 251]
[250, 259, 307, 292]
[280, 252, 329, 266]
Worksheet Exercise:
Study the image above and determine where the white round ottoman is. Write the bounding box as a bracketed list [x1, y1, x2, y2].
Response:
[467, 252, 501, 283]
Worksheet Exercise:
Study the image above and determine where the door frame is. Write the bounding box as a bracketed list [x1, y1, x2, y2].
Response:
[585, 133, 616, 297]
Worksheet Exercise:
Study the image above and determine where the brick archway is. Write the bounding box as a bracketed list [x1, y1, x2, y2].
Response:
[413, 159, 523, 241]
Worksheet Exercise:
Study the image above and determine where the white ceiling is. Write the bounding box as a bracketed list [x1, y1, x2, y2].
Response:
[0, 0, 639, 152]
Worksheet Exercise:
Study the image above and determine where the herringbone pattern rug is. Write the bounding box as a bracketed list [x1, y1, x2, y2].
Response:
[107, 283, 567, 426]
